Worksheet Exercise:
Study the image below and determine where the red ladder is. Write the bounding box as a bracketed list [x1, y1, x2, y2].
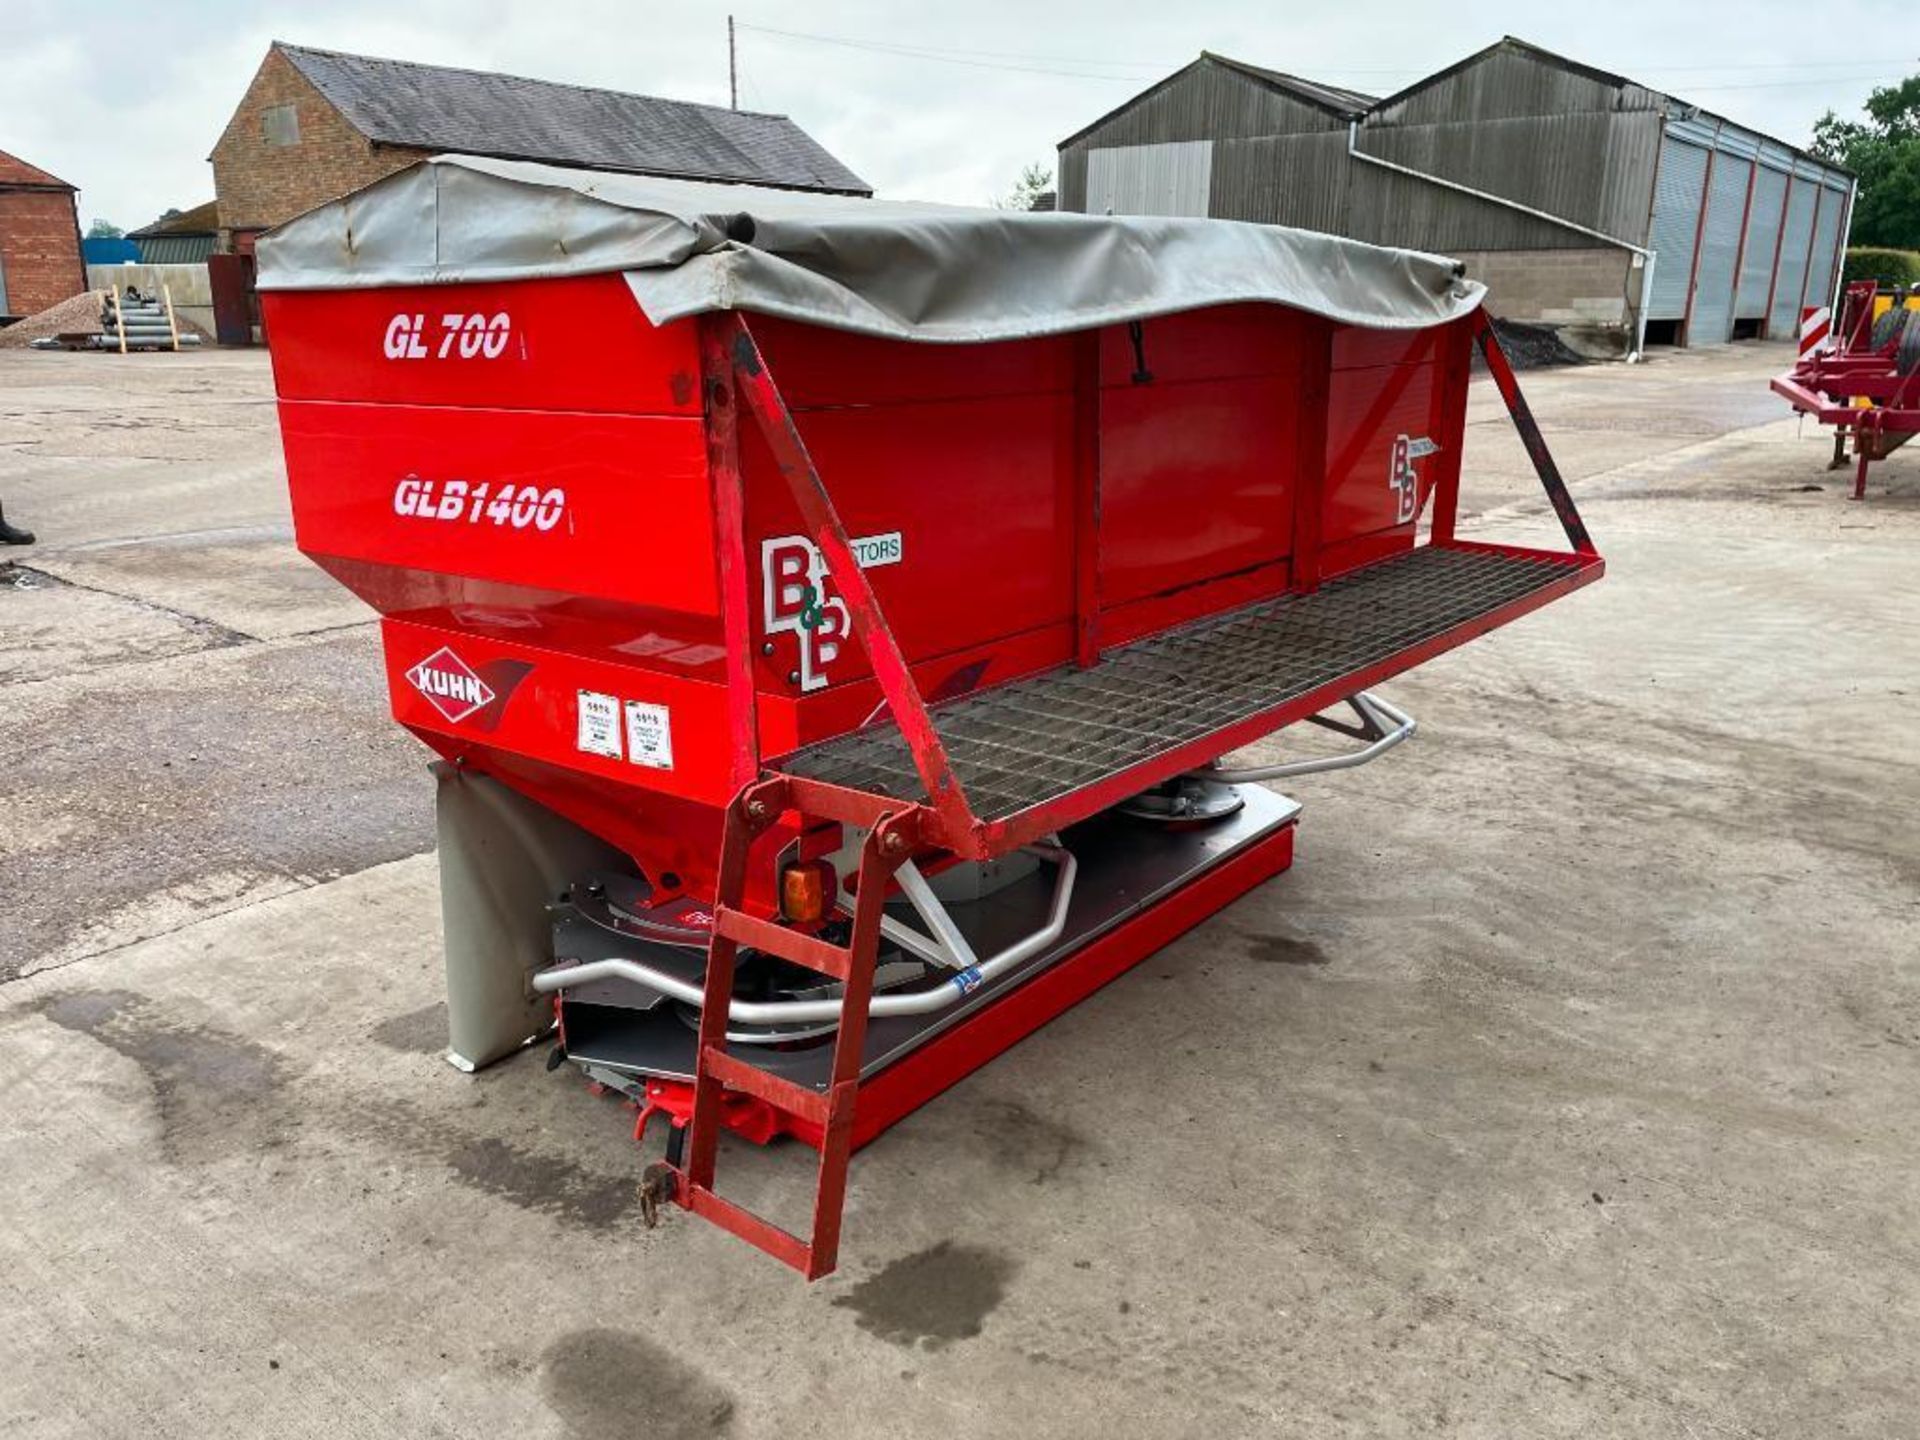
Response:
[667, 776, 918, 1279]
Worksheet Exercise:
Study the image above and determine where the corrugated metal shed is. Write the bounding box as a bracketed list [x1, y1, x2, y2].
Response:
[1367, 38, 1667, 125]
[79, 237, 140, 266]
[130, 201, 219, 265]
[1208, 132, 1352, 232]
[135, 234, 217, 264]
[1058, 53, 1370, 213]
[1349, 110, 1662, 250]
[1202, 55, 1376, 118]
[275, 43, 870, 195]
[1057, 35, 1856, 350]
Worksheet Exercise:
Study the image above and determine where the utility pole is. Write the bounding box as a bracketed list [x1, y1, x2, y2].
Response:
[728, 16, 737, 110]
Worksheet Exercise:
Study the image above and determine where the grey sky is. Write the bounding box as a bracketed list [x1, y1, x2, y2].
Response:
[1, 0, 1907, 232]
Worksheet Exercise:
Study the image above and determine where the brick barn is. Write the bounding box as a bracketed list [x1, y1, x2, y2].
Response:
[211, 41, 870, 256]
[0, 151, 84, 322]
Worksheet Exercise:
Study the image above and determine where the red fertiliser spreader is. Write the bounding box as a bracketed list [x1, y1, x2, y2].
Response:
[1773, 281, 1920, 498]
[258, 156, 1604, 1277]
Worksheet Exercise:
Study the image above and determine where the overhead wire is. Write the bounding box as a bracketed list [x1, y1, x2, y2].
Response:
[735, 22, 1914, 96]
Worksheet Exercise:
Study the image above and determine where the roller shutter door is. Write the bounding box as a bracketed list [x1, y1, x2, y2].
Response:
[1688, 153, 1753, 345]
[1801, 183, 1848, 315]
[1736, 167, 1789, 321]
[1648, 137, 1709, 320]
[1768, 178, 1819, 334]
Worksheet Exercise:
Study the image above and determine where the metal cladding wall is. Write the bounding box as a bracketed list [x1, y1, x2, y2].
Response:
[1208, 126, 1587, 247]
[1345, 111, 1661, 252]
[1208, 132, 1352, 232]
[1085, 140, 1212, 216]
[1370, 45, 1666, 126]
[1648, 138, 1709, 320]
[1059, 58, 1344, 212]
[135, 233, 218, 265]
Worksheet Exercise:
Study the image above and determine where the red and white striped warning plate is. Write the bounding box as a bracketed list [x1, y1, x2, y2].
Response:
[1800, 306, 1832, 355]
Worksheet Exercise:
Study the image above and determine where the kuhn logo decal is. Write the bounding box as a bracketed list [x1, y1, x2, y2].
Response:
[762, 532, 902, 692]
[406, 647, 497, 723]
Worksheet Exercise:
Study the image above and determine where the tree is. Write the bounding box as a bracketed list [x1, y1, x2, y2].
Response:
[86, 219, 124, 239]
[996, 162, 1054, 211]
[1812, 78, 1920, 248]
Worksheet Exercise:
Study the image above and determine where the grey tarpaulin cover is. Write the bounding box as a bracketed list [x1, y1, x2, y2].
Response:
[257, 154, 1483, 342]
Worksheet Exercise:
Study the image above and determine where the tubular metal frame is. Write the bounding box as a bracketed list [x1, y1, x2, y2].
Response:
[534, 844, 1076, 1025]
[1197, 690, 1416, 784]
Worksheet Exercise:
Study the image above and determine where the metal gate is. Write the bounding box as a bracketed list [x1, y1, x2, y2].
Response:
[1736, 164, 1789, 325]
[1688, 150, 1753, 345]
[1648, 136, 1710, 320]
[1769, 177, 1820, 335]
[207, 253, 259, 346]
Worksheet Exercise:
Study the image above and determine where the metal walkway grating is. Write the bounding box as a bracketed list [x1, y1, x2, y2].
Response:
[776, 545, 1589, 824]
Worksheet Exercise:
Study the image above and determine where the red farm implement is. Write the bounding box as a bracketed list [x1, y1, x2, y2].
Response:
[260, 157, 1603, 1278]
[1773, 281, 1920, 498]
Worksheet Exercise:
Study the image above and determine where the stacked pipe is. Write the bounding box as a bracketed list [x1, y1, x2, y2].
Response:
[93, 288, 200, 351]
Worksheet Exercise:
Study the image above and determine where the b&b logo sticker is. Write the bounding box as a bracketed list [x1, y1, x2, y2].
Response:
[761, 531, 902, 692]
[1389, 435, 1440, 524]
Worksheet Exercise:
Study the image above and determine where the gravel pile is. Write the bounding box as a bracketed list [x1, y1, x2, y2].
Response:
[1480, 316, 1588, 370]
[0, 292, 105, 349]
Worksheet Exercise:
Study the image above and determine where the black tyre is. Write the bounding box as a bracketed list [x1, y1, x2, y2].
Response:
[1899, 318, 1920, 376]
[1871, 305, 1909, 352]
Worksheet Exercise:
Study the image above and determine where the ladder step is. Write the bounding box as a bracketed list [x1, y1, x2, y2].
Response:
[682, 1184, 815, 1274]
[700, 1046, 831, 1127]
[713, 905, 852, 981]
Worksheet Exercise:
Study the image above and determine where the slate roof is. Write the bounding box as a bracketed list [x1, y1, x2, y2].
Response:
[275, 43, 870, 195]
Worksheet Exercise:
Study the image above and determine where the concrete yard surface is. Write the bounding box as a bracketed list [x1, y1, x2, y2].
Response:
[1, 342, 1917, 1437]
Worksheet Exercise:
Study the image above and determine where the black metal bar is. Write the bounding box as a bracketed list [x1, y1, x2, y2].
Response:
[1472, 313, 1597, 557]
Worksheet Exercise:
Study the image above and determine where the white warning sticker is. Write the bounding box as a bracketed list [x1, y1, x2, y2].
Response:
[624, 700, 674, 769]
[576, 690, 623, 759]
